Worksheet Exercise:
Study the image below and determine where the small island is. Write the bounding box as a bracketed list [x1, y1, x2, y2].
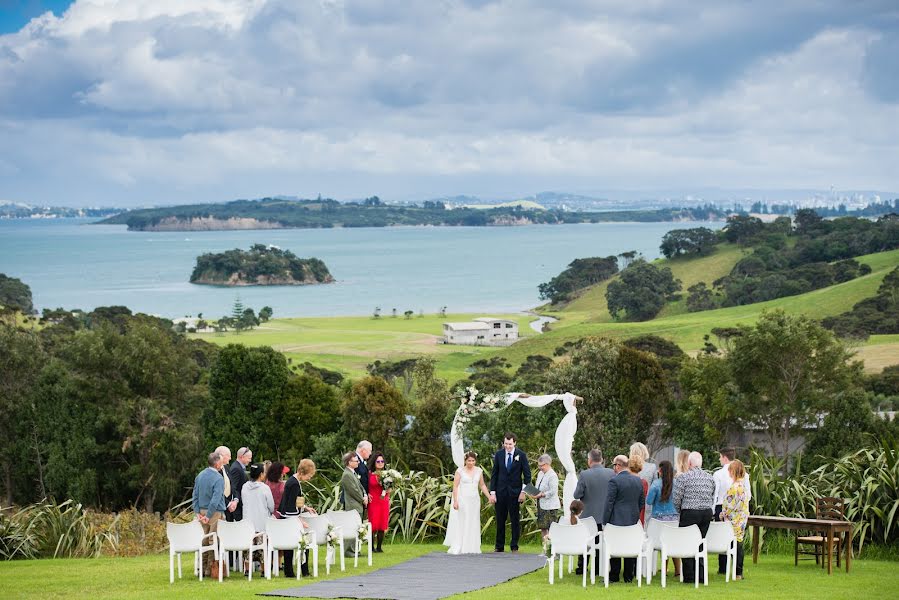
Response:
[190, 244, 334, 286]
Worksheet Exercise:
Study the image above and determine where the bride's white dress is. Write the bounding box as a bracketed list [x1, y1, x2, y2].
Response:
[444, 467, 482, 554]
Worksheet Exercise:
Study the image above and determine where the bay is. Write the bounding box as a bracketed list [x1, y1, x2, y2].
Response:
[0, 219, 723, 318]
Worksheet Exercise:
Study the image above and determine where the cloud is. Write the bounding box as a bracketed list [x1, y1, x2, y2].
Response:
[0, 0, 897, 205]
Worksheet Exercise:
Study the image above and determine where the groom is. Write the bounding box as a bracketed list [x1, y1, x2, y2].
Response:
[489, 432, 530, 552]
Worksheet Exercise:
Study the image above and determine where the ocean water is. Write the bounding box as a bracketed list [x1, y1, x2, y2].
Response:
[0, 219, 723, 318]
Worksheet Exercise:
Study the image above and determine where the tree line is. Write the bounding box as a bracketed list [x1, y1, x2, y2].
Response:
[100, 198, 729, 230]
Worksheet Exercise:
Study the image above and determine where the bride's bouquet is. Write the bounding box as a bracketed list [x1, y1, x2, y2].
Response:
[377, 468, 402, 497]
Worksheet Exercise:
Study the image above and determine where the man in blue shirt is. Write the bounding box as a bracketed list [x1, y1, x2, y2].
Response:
[192, 451, 225, 578]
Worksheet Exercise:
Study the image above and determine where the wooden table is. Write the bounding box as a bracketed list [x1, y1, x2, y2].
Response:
[748, 515, 852, 574]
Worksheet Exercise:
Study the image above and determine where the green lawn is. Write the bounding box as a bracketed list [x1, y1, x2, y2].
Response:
[191, 313, 538, 382]
[0, 543, 893, 599]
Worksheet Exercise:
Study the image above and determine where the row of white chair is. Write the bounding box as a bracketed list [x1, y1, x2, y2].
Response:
[548, 518, 737, 589]
[166, 510, 373, 583]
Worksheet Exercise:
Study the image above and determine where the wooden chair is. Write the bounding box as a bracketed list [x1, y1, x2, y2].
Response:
[794, 497, 845, 568]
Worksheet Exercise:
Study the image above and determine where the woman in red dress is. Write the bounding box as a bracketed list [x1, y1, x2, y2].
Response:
[367, 452, 390, 553]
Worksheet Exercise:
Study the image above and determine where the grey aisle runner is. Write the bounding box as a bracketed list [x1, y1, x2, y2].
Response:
[261, 551, 546, 600]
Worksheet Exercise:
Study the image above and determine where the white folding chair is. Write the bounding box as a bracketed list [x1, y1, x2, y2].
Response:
[644, 518, 675, 585]
[326, 510, 372, 568]
[706, 521, 737, 582]
[304, 514, 343, 575]
[216, 520, 267, 582]
[548, 522, 590, 587]
[601, 524, 648, 588]
[579, 516, 600, 585]
[660, 524, 708, 588]
[266, 517, 318, 580]
[166, 521, 217, 583]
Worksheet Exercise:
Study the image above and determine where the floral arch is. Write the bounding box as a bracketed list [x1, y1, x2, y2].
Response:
[450, 388, 580, 517]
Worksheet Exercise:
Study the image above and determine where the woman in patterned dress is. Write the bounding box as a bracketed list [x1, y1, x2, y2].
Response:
[721, 459, 750, 580]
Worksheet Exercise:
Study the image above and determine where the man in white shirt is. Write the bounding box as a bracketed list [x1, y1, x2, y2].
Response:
[713, 448, 751, 574]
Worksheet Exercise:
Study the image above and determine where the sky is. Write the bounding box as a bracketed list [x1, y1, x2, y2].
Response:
[1, 0, 898, 207]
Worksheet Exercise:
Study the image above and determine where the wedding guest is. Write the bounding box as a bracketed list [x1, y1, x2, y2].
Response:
[722, 460, 749, 580]
[367, 452, 390, 553]
[279, 459, 317, 578]
[229, 447, 252, 522]
[646, 460, 681, 578]
[569, 499, 584, 524]
[603, 454, 645, 583]
[341, 452, 368, 518]
[242, 463, 274, 532]
[675, 449, 691, 477]
[630, 442, 657, 520]
[214, 445, 239, 570]
[713, 447, 752, 574]
[355, 441, 373, 499]
[241, 463, 273, 574]
[191, 452, 225, 579]
[265, 462, 287, 518]
[673, 451, 715, 585]
[531, 454, 561, 539]
[627, 455, 650, 526]
[573, 449, 614, 576]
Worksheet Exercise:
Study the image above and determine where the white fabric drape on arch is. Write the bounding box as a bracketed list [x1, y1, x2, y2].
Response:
[450, 392, 579, 518]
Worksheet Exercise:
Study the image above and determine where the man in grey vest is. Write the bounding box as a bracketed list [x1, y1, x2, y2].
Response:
[573, 449, 615, 575]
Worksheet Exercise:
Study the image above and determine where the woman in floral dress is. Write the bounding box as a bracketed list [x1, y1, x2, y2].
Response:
[721, 459, 750, 580]
[367, 452, 390, 553]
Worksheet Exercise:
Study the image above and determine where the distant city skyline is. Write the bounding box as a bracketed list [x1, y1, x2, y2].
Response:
[1, 1, 898, 207]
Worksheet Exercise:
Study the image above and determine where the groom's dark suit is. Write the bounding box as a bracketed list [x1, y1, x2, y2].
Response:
[490, 447, 530, 551]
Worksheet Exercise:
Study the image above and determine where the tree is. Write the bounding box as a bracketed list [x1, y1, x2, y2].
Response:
[231, 297, 245, 334]
[0, 324, 44, 504]
[538, 256, 619, 304]
[403, 358, 452, 473]
[548, 337, 669, 454]
[659, 228, 719, 258]
[341, 376, 408, 452]
[259, 306, 273, 322]
[266, 374, 340, 462]
[729, 310, 861, 466]
[686, 282, 717, 312]
[239, 307, 258, 330]
[404, 310, 414, 319]
[723, 215, 765, 244]
[666, 355, 742, 459]
[205, 345, 290, 451]
[373, 306, 381, 319]
[606, 260, 681, 321]
[0, 274, 34, 314]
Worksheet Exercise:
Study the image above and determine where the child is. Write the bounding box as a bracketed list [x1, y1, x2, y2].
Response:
[569, 499, 585, 525]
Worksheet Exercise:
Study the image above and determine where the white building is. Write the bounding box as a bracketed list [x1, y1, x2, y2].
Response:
[442, 317, 519, 346]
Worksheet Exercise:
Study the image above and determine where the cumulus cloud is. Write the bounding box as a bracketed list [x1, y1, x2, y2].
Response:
[0, 0, 897, 205]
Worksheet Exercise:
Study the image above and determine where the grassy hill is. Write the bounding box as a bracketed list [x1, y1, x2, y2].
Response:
[498, 247, 899, 373]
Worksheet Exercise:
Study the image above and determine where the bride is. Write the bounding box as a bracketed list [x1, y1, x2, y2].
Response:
[444, 450, 491, 554]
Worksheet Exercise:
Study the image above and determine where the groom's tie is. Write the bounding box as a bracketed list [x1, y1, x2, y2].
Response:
[506, 453, 512, 470]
